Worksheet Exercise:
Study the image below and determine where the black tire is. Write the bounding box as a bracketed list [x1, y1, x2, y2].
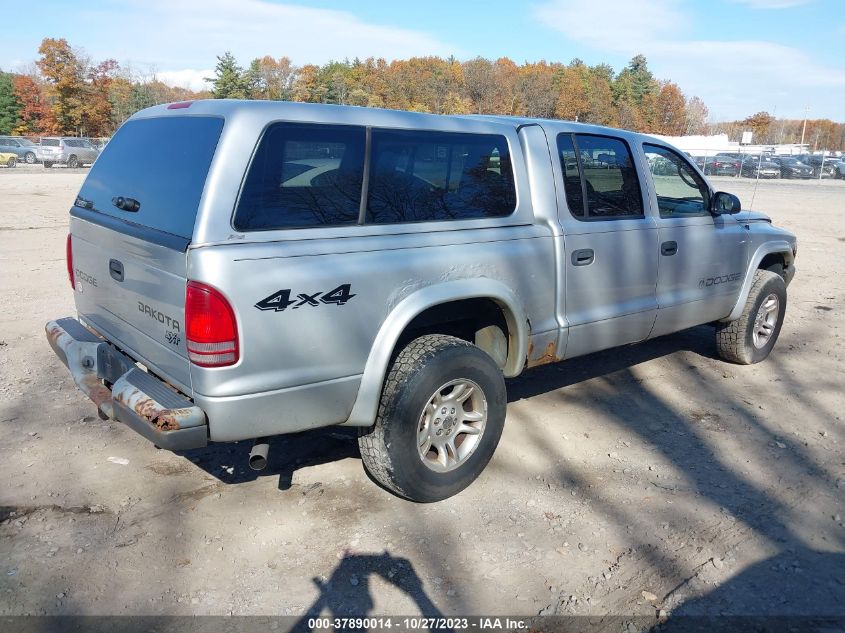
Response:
[6, 157, 15, 168]
[358, 334, 506, 502]
[716, 270, 786, 365]
[24, 152, 36, 164]
[67, 155, 79, 168]
[44, 162, 54, 168]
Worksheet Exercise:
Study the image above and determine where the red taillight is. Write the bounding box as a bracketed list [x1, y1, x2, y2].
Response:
[66, 234, 75, 289]
[185, 281, 239, 367]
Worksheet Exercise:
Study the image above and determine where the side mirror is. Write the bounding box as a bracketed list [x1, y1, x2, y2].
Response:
[711, 191, 741, 215]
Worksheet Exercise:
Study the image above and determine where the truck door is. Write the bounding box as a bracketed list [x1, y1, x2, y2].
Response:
[555, 132, 659, 359]
[641, 143, 749, 338]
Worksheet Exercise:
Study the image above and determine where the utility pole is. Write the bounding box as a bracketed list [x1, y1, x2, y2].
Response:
[800, 105, 810, 148]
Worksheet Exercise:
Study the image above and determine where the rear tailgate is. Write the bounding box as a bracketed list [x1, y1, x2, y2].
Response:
[69, 114, 224, 394]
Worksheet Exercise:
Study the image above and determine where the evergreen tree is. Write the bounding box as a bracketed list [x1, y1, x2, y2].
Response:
[0, 72, 22, 134]
[207, 52, 248, 99]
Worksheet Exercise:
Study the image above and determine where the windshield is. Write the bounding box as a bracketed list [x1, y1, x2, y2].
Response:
[75, 116, 224, 239]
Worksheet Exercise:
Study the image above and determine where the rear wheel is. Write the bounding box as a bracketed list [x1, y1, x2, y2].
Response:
[358, 334, 506, 502]
[67, 155, 79, 168]
[24, 152, 36, 164]
[6, 157, 15, 168]
[716, 270, 786, 365]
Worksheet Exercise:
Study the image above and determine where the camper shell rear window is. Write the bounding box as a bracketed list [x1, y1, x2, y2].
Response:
[74, 116, 224, 239]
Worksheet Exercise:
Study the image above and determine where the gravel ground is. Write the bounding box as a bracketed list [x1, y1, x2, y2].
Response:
[0, 171, 843, 621]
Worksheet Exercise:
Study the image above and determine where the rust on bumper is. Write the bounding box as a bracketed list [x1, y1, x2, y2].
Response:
[111, 386, 196, 431]
[45, 318, 207, 451]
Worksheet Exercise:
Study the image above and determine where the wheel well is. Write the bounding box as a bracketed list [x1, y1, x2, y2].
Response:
[394, 298, 510, 369]
[758, 253, 787, 278]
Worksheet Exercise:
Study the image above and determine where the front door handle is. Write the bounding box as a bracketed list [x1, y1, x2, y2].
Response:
[571, 248, 595, 266]
[661, 241, 678, 256]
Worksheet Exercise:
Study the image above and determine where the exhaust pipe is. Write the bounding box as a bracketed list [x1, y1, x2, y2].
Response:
[248, 437, 270, 471]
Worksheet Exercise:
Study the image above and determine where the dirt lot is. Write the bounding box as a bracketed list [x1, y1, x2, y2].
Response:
[1, 170, 843, 622]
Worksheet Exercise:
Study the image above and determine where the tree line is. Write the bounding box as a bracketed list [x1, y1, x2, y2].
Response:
[0, 38, 842, 151]
[207, 50, 708, 136]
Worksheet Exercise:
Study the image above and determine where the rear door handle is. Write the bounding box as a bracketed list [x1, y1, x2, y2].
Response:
[571, 249, 595, 266]
[661, 241, 678, 256]
[109, 259, 124, 282]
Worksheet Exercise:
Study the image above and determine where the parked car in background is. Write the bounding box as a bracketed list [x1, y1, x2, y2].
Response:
[39, 137, 100, 168]
[835, 157, 845, 179]
[0, 136, 41, 164]
[89, 137, 111, 151]
[800, 155, 839, 178]
[702, 154, 741, 176]
[739, 156, 781, 179]
[770, 156, 813, 179]
[0, 151, 17, 167]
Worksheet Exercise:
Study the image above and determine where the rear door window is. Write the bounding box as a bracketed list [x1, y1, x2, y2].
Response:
[75, 116, 224, 239]
[234, 123, 366, 231]
[366, 129, 515, 224]
[557, 133, 644, 220]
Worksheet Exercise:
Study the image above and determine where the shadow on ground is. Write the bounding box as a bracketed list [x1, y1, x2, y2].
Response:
[179, 426, 361, 490]
[289, 551, 450, 632]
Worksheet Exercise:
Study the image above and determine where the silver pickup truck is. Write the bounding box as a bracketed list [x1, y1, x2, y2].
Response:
[46, 100, 796, 501]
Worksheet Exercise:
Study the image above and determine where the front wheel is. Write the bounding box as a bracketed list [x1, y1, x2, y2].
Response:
[67, 155, 79, 168]
[716, 270, 786, 365]
[358, 334, 506, 502]
[24, 152, 36, 164]
[6, 157, 16, 168]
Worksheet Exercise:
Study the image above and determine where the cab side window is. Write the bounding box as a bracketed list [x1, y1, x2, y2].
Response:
[557, 133, 643, 220]
[366, 130, 516, 224]
[234, 123, 366, 231]
[643, 144, 710, 217]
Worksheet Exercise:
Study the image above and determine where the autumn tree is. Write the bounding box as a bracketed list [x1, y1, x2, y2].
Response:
[684, 96, 709, 135]
[491, 57, 519, 115]
[80, 59, 118, 136]
[516, 62, 556, 118]
[572, 64, 614, 126]
[463, 57, 496, 114]
[250, 56, 298, 100]
[37, 38, 87, 134]
[11, 74, 54, 134]
[554, 61, 588, 121]
[742, 111, 775, 143]
[291, 64, 321, 103]
[654, 81, 686, 135]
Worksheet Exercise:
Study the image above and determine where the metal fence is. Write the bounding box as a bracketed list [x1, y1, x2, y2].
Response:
[681, 148, 842, 181]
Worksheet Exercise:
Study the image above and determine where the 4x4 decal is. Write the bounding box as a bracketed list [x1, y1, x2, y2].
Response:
[255, 284, 356, 312]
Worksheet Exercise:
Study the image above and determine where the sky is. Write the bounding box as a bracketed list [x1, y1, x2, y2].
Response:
[3, 0, 844, 122]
